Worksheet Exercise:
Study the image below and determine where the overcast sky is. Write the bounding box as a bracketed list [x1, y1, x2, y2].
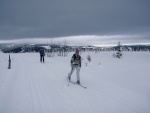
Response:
[0, 0, 150, 45]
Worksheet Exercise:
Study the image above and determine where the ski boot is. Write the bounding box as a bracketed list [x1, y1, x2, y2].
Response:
[76, 80, 80, 85]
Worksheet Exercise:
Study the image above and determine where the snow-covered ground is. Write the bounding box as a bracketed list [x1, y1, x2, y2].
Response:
[0, 51, 150, 113]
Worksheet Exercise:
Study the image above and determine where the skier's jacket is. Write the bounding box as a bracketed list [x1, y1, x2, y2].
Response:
[39, 49, 45, 56]
[71, 54, 81, 67]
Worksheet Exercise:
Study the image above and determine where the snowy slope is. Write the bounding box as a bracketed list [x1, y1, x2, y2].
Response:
[0, 52, 150, 113]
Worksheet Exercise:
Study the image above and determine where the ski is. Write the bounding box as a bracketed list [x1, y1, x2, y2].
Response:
[66, 77, 87, 89]
[77, 84, 87, 89]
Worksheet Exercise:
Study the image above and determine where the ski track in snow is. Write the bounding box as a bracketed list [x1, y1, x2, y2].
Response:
[0, 52, 150, 113]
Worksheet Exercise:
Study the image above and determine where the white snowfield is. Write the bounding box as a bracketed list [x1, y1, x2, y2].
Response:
[0, 51, 150, 113]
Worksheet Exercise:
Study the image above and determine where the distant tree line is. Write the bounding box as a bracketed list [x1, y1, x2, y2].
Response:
[1, 43, 150, 53]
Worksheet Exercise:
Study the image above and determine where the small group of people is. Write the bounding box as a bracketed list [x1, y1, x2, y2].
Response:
[39, 48, 82, 84]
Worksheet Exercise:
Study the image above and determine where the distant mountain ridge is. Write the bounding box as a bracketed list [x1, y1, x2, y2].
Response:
[0, 43, 150, 53]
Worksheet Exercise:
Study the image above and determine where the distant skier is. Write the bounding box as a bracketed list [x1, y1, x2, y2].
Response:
[68, 49, 81, 84]
[39, 48, 45, 62]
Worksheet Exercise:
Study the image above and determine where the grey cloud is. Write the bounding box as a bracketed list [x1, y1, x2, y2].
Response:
[0, 0, 150, 40]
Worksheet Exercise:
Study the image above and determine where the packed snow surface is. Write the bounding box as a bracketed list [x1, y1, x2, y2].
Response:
[0, 51, 150, 113]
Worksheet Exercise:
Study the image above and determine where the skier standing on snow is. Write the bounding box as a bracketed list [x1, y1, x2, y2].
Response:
[39, 48, 45, 62]
[68, 49, 81, 84]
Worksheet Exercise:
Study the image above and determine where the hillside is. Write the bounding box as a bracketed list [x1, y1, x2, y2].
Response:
[1, 43, 150, 53]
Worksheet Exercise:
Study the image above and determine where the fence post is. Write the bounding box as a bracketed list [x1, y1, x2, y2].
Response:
[8, 54, 11, 69]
